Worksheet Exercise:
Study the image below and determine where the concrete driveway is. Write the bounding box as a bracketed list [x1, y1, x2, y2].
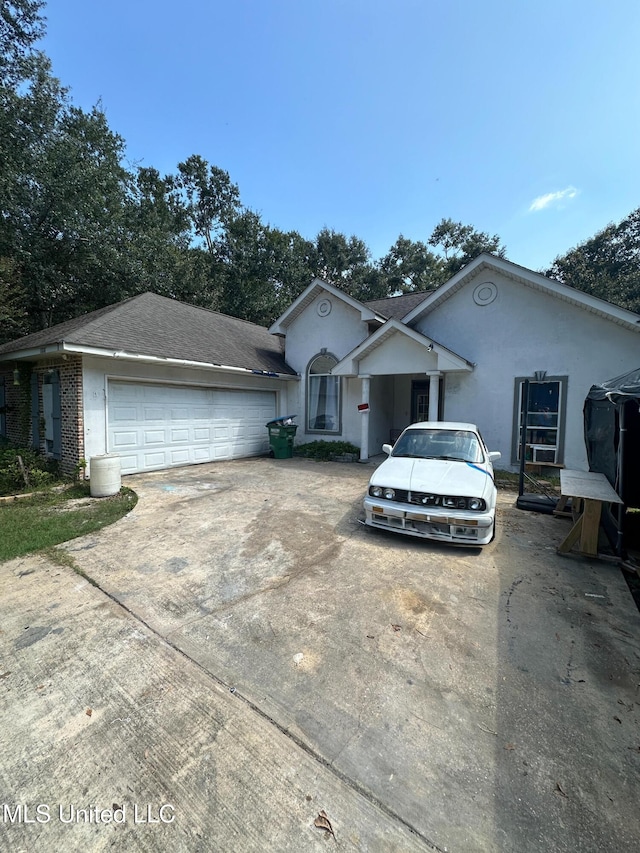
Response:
[1, 457, 639, 852]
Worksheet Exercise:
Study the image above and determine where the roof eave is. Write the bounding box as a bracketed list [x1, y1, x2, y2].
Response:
[1, 342, 299, 379]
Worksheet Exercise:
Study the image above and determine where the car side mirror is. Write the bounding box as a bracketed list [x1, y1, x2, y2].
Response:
[488, 451, 501, 462]
[382, 443, 393, 455]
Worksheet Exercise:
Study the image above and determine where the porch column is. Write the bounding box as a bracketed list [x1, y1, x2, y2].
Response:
[359, 375, 371, 461]
[427, 371, 441, 421]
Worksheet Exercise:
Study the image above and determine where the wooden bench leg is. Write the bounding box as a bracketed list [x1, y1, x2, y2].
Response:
[558, 515, 583, 554]
[554, 495, 572, 517]
[580, 499, 602, 557]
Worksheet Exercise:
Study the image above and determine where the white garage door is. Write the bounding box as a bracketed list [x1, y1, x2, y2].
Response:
[107, 381, 276, 474]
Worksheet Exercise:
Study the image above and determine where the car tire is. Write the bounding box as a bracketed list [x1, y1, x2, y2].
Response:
[490, 520, 496, 543]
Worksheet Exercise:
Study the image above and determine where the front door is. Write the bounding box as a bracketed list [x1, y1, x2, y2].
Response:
[411, 378, 444, 423]
[411, 381, 430, 422]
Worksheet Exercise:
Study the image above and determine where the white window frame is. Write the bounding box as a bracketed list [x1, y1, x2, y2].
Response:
[306, 353, 341, 434]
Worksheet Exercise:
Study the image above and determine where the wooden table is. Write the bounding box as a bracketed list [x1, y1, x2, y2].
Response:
[557, 469, 622, 558]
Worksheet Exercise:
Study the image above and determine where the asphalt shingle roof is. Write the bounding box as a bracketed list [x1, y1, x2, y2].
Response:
[0, 293, 296, 375]
[364, 291, 432, 321]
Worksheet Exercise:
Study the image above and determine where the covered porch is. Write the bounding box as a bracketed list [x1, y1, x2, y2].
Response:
[332, 320, 474, 460]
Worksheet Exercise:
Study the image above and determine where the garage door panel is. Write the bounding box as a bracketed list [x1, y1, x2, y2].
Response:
[142, 427, 165, 442]
[108, 381, 276, 473]
[111, 406, 139, 422]
[111, 431, 138, 448]
[170, 407, 190, 420]
[142, 407, 166, 421]
[143, 451, 168, 468]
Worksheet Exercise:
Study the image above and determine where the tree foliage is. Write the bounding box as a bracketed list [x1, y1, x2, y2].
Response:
[428, 218, 506, 280]
[546, 209, 640, 313]
[0, 0, 45, 85]
[168, 155, 240, 254]
[0, 1, 517, 339]
[379, 235, 443, 294]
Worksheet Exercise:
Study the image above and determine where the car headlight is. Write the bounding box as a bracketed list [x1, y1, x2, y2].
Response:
[443, 496, 466, 508]
[369, 485, 395, 500]
[468, 498, 486, 511]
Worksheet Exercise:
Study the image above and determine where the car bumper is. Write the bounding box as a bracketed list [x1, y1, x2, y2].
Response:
[363, 496, 495, 546]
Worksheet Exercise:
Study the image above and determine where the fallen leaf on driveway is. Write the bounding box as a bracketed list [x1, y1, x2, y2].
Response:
[85, 708, 92, 717]
[391, 624, 402, 632]
[555, 781, 568, 798]
[504, 743, 515, 750]
[314, 810, 335, 840]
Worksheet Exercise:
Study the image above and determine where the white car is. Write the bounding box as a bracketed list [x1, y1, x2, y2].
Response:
[363, 422, 501, 546]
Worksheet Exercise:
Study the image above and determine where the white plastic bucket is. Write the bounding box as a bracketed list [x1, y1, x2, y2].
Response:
[89, 454, 122, 497]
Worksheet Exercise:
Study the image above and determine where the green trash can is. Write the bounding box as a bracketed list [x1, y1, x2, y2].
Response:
[266, 416, 298, 459]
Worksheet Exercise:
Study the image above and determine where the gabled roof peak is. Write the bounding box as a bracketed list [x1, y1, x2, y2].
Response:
[402, 253, 640, 331]
[269, 278, 384, 334]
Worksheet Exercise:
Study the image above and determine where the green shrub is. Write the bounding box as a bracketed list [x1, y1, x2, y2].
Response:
[0, 446, 60, 495]
[294, 440, 360, 461]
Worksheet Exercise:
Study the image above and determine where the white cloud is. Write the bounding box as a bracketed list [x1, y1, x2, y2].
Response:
[528, 186, 578, 212]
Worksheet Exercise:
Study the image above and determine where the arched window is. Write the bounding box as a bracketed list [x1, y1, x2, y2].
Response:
[307, 353, 340, 433]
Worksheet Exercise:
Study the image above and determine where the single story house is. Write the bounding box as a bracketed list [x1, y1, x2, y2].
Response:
[1, 254, 639, 476]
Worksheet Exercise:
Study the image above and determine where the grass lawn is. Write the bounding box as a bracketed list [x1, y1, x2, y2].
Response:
[0, 484, 137, 562]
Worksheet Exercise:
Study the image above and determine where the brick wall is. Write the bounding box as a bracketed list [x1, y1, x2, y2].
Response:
[0, 356, 84, 474]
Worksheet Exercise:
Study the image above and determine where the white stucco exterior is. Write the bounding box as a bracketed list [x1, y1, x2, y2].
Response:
[410, 270, 639, 469]
[274, 256, 640, 472]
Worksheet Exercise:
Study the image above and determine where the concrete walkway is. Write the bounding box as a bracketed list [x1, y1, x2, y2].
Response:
[1, 457, 639, 852]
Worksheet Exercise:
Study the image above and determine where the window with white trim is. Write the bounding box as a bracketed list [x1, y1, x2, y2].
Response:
[307, 354, 340, 433]
[513, 377, 567, 465]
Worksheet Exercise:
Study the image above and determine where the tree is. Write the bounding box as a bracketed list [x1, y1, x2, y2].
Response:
[0, 259, 27, 344]
[119, 166, 215, 307]
[0, 0, 45, 86]
[168, 155, 241, 254]
[219, 212, 320, 325]
[546, 208, 640, 313]
[1, 19, 208, 331]
[428, 218, 506, 279]
[4, 85, 134, 327]
[313, 228, 384, 299]
[378, 236, 443, 294]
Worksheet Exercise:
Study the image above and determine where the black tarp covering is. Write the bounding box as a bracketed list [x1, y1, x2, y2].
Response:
[584, 368, 640, 509]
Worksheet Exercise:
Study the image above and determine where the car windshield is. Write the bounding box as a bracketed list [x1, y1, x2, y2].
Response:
[391, 429, 484, 463]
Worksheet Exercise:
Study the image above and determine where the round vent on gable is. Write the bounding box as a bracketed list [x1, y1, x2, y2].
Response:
[317, 298, 332, 317]
[473, 281, 497, 306]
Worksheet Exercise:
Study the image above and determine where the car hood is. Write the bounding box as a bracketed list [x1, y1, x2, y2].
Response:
[369, 457, 493, 498]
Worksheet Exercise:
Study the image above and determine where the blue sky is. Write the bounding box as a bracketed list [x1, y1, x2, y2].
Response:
[40, 0, 640, 271]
